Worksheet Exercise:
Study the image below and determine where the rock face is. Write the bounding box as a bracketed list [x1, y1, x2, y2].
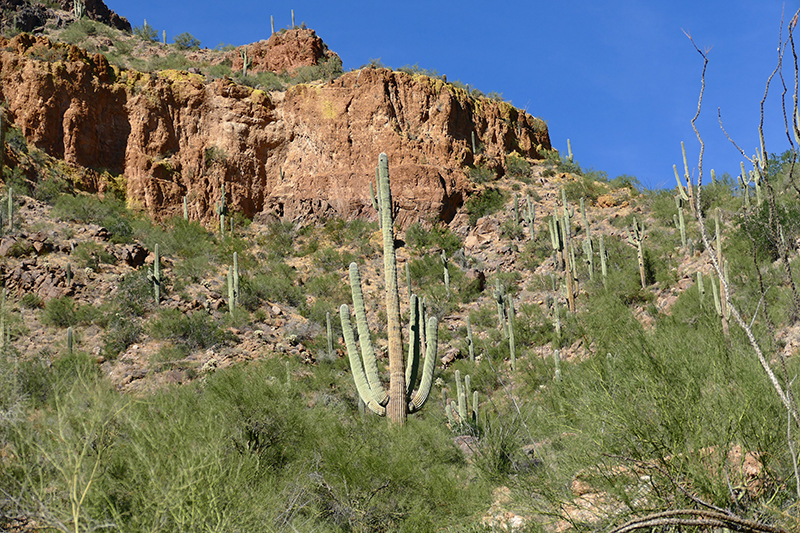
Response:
[56, 0, 131, 31]
[0, 34, 551, 227]
[230, 29, 341, 76]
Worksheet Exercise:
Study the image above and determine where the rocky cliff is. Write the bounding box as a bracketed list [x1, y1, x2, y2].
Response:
[0, 32, 551, 227]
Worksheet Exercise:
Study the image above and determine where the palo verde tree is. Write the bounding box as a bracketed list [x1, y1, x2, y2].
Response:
[340, 153, 438, 424]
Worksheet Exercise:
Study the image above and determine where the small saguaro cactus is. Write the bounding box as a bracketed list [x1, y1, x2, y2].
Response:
[326, 311, 334, 359]
[0, 108, 5, 179]
[493, 279, 507, 339]
[553, 349, 562, 382]
[598, 235, 608, 289]
[674, 140, 695, 215]
[445, 370, 478, 429]
[73, 0, 85, 19]
[67, 326, 74, 355]
[6, 187, 12, 232]
[240, 46, 252, 77]
[217, 184, 227, 236]
[675, 195, 687, 250]
[505, 294, 516, 371]
[182, 195, 188, 220]
[270, 15, 275, 34]
[465, 314, 475, 363]
[627, 217, 646, 289]
[441, 250, 450, 296]
[149, 244, 162, 304]
[697, 271, 705, 307]
[227, 252, 240, 314]
[524, 195, 535, 238]
[340, 153, 438, 425]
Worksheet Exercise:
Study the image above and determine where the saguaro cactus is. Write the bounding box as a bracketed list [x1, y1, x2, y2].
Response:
[340, 153, 437, 424]
[217, 184, 227, 236]
[240, 47, 252, 77]
[627, 217, 646, 289]
[149, 244, 162, 304]
[445, 370, 479, 429]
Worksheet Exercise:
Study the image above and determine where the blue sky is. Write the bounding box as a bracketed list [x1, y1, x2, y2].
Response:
[105, 1, 798, 190]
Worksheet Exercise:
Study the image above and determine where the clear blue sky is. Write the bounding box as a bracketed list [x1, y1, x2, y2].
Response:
[105, 0, 798, 190]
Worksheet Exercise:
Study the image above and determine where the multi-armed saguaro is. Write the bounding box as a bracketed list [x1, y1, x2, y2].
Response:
[340, 153, 438, 425]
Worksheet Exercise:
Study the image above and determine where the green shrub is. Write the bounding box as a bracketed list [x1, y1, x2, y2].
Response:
[18, 293, 42, 309]
[405, 222, 462, 254]
[133, 20, 158, 42]
[149, 309, 235, 350]
[53, 194, 135, 243]
[506, 154, 531, 180]
[42, 297, 98, 328]
[287, 56, 343, 84]
[173, 32, 200, 50]
[72, 241, 116, 270]
[465, 188, 506, 226]
[468, 165, 495, 184]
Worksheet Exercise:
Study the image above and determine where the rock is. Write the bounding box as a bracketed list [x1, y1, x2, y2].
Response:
[0, 36, 550, 228]
[230, 30, 339, 76]
[56, 0, 131, 31]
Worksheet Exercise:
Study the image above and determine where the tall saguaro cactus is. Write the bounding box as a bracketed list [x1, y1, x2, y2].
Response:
[340, 153, 438, 424]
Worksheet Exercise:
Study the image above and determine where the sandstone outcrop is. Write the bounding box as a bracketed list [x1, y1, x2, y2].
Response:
[0, 33, 551, 227]
[230, 29, 341, 76]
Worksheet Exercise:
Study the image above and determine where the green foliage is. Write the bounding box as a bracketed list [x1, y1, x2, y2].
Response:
[405, 222, 462, 254]
[133, 20, 158, 42]
[42, 297, 98, 328]
[737, 198, 800, 262]
[465, 187, 506, 226]
[72, 241, 116, 270]
[287, 55, 343, 84]
[468, 165, 495, 184]
[53, 194, 135, 243]
[173, 32, 200, 50]
[506, 153, 531, 180]
[609, 173, 641, 195]
[149, 308, 235, 350]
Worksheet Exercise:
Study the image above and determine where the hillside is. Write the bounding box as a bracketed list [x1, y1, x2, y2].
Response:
[0, 2, 799, 533]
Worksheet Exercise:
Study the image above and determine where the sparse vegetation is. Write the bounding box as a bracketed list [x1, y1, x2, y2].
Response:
[0, 6, 799, 533]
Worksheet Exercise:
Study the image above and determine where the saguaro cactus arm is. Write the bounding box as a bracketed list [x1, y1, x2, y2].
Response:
[340, 304, 386, 416]
[408, 316, 438, 412]
[348, 262, 388, 406]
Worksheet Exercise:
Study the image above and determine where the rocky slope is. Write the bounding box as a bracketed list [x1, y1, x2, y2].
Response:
[0, 29, 550, 228]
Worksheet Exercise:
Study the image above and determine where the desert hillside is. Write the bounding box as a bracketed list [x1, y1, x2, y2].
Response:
[0, 2, 799, 533]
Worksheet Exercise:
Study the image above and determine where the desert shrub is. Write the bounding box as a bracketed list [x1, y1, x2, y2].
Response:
[146, 52, 195, 71]
[239, 262, 303, 310]
[563, 173, 609, 204]
[468, 165, 495, 184]
[41, 297, 98, 328]
[173, 32, 200, 50]
[287, 56, 343, 84]
[465, 188, 506, 226]
[53, 194, 135, 243]
[149, 309, 235, 350]
[72, 241, 116, 270]
[18, 293, 42, 309]
[60, 18, 108, 45]
[259, 220, 296, 259]
[235, 70, 285, 91]
[506, 153, 531, 179]
[133, 20, 158, 42]
[609, 173, 642, 195]
[405, 222, 462, 254]
[737, 200, 800, 262]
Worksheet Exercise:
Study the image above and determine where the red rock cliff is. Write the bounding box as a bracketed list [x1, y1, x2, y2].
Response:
[0, 34, 551, 226]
